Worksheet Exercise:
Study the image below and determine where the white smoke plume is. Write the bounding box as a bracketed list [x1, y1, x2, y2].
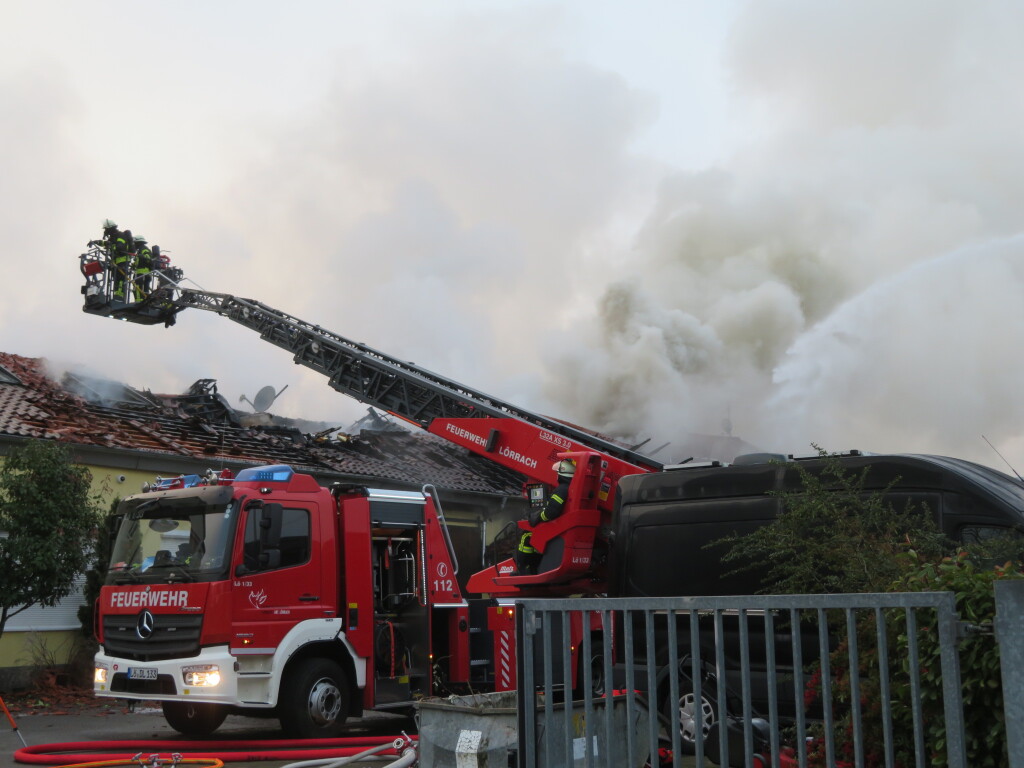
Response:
[1, 1, 1022, 472]
[546, 0, 1024, 468]
[0, 3, 657, 429]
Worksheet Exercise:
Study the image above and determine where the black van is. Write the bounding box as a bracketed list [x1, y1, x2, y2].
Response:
[610, 451, 1024, 599]
[607, 451, 1024, 750]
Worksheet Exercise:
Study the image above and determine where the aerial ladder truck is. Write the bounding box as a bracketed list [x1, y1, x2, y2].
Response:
[79, 242, 661, 592]
[80, 242, 1024, 752]
[79, 240, 661, 737]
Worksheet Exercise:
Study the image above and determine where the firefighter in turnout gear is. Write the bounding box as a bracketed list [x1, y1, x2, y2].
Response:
[515, 459, 576, 574]
[133, 236, 152, 302]
[87, 220, 129, 299]
[88, 219, 120, 252]
[112, 227, 132, 300]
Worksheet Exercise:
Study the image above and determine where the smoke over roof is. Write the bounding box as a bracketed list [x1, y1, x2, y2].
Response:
[1, 2, 1022, 470]
[543, 1, 1024, 467]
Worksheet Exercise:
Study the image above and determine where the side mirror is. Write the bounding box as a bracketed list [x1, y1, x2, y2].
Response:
[237, 501, 285, 574]
[258, 549, 282, 570]
[259, 503, 284, 550]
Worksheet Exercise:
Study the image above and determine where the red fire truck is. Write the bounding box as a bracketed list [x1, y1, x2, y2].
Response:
[81, 245, 661, 736]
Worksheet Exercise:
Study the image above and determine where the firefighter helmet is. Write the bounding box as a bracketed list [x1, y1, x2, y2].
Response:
[134, 236, 148, 245]
[103, 219, 117, 230]
[552, 459, 576, 478]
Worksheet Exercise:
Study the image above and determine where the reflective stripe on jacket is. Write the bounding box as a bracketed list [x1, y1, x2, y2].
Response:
[517, 532, 537, 554]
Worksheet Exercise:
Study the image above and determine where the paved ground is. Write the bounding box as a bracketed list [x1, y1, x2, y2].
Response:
[1, 692, 720, 767]
[2, 703, 416, 768]
[1, 706, 729, 767]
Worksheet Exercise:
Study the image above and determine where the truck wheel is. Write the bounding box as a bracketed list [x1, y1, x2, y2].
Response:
[161, 701, 228, 736]
[278, 658, 350, 738]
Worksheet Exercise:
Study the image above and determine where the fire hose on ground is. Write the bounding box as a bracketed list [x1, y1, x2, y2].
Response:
[12, 734, 417, 767]
[277, 738, 418, 768]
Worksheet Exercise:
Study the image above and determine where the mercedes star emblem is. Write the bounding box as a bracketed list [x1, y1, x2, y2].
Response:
[136, 610, 155, 640]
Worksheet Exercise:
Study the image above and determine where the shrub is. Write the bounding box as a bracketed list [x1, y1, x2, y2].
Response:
[0, 440, 103, 641]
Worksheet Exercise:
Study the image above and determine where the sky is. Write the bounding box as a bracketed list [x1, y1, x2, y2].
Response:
[2, 0, 1024, 472]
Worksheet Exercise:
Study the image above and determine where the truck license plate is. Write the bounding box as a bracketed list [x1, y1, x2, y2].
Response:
[128, 667, 157, 680]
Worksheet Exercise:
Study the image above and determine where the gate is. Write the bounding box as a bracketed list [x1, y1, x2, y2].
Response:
[516, 592, 970, 768]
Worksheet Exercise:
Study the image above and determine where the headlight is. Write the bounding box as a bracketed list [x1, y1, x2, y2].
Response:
[182, 664, 221, 687]
[94, 665, 108, 684]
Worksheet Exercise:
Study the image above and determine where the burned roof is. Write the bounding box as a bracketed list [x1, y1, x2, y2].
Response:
[0, 364, 22, 386]
[0, 352, 526, 495]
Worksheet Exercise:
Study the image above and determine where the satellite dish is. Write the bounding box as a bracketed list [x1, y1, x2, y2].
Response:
[252, 385, 278, 412]
[241, 384, 289, 413]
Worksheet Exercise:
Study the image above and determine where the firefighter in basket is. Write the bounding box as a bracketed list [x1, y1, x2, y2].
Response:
[87, 218, 121, 254]
[112, 227, 133, 300]
[515, 458, 575, 574]
[133, 236, 152, 302]
[85, 219, 130, 298]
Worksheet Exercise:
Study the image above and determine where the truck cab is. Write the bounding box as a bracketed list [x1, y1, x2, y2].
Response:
[93, 464, 469, 738]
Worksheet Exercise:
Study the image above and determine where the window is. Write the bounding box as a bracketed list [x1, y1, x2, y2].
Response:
[960, 525, 1024, 569]
[960, 524, 1021, 544]
[4, 575, 86, 632]
[620, 496, 778, 597]
[243, 507, 311, 571]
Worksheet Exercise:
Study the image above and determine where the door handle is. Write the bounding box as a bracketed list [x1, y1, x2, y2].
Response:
[299, 595, 320, 602]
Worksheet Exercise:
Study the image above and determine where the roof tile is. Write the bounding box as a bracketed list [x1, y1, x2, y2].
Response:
[0, 352, 524, 495]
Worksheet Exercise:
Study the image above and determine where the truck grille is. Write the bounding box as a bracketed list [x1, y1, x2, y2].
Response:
[102, 613, 204, 661]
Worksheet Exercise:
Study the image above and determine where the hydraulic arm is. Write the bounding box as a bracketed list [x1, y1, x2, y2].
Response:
[81, 254, 660, 476]
[80, 244, 661, 593]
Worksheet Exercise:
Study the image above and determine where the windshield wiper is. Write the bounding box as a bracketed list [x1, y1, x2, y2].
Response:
[112, 569, 143, 584]
[148, 563, 195, 582]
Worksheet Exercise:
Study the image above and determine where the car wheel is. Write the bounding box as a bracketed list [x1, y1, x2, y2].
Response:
[661, 660, 719, 754]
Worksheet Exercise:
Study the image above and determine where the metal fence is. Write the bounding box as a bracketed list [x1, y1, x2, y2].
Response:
[995, 580, 1024, 766]
[516, 592, 975, 768]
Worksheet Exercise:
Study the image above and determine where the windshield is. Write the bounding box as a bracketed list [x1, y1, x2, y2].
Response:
[106, 490, 239, 585]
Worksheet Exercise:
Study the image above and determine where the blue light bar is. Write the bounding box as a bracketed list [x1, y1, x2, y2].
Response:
[235, 464, 295, 483]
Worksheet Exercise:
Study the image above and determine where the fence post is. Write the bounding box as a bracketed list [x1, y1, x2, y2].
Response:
[936, 592, 967, 768]
[994, 580, 1024, 768]
[517, 603, 536, 768]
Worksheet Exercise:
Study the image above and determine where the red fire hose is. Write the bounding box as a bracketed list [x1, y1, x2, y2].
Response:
[13, 734, 416, 766]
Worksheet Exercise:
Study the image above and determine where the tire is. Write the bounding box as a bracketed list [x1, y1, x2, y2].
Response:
[661, 660, 719, 755]
[278, 658, 350, 738]
[587, 650, 606, 697]
[161, 701, 228, 737]
[575, 639, 607, 699]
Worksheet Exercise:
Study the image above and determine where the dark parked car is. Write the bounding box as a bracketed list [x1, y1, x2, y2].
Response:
[607, 451, 1024, 750]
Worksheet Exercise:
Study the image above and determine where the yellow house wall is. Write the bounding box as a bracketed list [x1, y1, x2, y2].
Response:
[0, 630, 87, 687]
[89, 466, 152, 510]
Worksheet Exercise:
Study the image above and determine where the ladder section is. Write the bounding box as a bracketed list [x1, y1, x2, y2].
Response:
[179, 289, 662, 471]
